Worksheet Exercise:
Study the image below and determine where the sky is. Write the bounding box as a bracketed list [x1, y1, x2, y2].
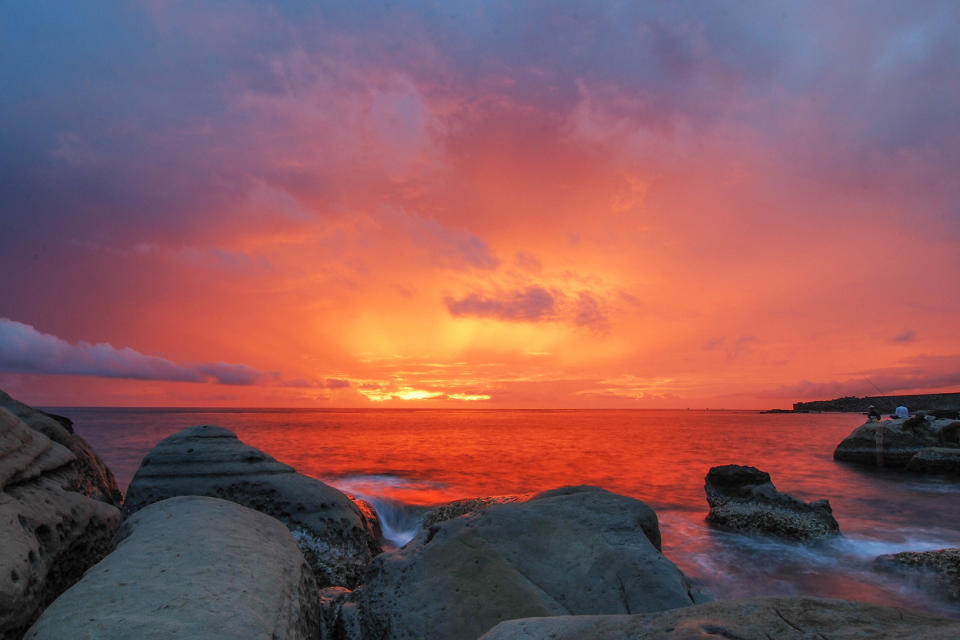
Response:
[1, 1, 959, 408]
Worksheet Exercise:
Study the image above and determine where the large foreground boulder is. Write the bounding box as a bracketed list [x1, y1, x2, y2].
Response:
[0, 390, 122, 506]
[25, 496, 320, 640]
[705, 465, 840, 540]
[833, 417, 958, 469]
[477, 596, 960, 639]
[325, 486, 705, 640]
[123, 425, 381, 587]
[0, 408, 121, 638]
[875, 547, 960, 601]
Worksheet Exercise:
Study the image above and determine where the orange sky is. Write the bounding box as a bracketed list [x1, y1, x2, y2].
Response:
[1, 2, 959, 408]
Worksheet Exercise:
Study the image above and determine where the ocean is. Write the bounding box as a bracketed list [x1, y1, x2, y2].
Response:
[55, 407, 960, 617]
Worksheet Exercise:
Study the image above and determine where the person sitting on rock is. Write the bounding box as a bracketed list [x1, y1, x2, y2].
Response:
[867, 406, 881, 422]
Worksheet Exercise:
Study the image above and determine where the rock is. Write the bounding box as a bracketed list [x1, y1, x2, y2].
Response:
[25, 496, 320, 640]
[330, 486, 705, 640]
[875, 547, 960, 601]
[476, 596, 960, 639]
[906, 447, 960, 475]
[0, 390, 122, 506]
[704, 465, 840, 540]
[0, 408, 121, 639]
[938, 421, 960, 447]
[422, 495, 525, 528]
[833, 418, 958, 468]
[123, 424, 382, 587]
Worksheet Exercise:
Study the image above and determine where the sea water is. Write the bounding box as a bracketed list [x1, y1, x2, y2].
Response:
[57, 407, 960, 617]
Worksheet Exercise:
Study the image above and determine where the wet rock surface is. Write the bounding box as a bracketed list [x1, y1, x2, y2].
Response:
[421, 495, 525, 528]
[0, 407, 121, 639]
[906, 447, 960, 475]
[325, 485, 705, 640]
[476, 596, 960, 640]
[123, 425, 382, 587]
[25, 496, 321, 640]
[875, 547, 960, 601]
[834, 417, 959, 469]
[705, 465, 840, 540]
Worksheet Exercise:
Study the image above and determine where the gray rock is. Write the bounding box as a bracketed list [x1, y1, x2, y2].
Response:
[422, 495, 525, 528]
[476, 596, 960, 639]
[1, 408, 121, 639]
[875, 547, 960, 600]
[0, 390, 122, 506]
[833, 417, 958, 468]
[705, 465, 840, 540]
[124, 425, 382, 587]
[906, 447, 960, 475]
[25, 496, 320, 640]
[329, 486, 704, 640]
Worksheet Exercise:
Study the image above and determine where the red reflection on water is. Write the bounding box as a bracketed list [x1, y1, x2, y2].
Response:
[71, 408, 959, 617]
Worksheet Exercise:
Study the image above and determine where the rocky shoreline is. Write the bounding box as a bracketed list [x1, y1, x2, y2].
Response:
[2, 391, 959, 639]
[834, 414, 960, 473]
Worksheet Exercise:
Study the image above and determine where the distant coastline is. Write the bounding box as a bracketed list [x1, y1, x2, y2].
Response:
[790, 392, 960, 413]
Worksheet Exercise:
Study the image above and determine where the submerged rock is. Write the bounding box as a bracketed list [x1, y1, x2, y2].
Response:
[0, 390, 122, 506]
[476, 596, 960, 639]
[704, 465, 840, 540]
[25, 496, 320, 640]
[123, 425, 382, 587]
[833, 418, 958, 469]
[875, 547, 960, 601]
[0, 408, 121, 638]
[326, 485, 705, 640]
[906, 447, 960, 475]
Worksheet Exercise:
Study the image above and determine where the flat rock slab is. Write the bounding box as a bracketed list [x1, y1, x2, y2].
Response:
[329, 486, 704, 640]
[1, 408, 120, 639]
[124, 425, 382, 587]
[25, 496, 320, 640]
[477, 596, 960, 639]
[704, 465, 840, 540]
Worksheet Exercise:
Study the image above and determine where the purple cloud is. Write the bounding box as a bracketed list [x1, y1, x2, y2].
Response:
[767, 354, 960, 399]
[0, 318, 272, 385]
[891, 329, 917, 343]
[283, 377, 351, 389]
[445, 286, 555, 321]
[573, 292, 610, 333]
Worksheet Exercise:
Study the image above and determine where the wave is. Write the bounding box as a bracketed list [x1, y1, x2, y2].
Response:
[325, 473, 437, 547]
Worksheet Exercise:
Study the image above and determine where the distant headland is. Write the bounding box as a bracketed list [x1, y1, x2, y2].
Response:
[792, 392, 960, 413]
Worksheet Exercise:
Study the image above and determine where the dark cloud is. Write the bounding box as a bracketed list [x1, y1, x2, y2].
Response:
[702, 337, 725, 350]
[445, 286, 613, 331]
[573, 292, 610, 333]
[445, 287, 555, 322]
[890, 329, 917, 343]
[278, 377, 352, 389]
[0, 318, 272, 385]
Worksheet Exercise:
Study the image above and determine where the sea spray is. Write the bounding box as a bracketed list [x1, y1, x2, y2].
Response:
[325, 473, 440, 546]
[361, 496, 429, 547]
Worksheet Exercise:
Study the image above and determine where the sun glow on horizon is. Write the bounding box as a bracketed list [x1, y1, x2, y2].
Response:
[2, 2, 959, 408]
